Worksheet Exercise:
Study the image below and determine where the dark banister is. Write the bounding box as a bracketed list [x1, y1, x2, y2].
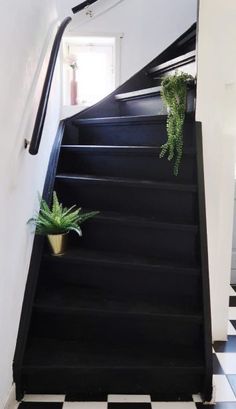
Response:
[72, 0, 99, 14]
[29, 17, 72, 155]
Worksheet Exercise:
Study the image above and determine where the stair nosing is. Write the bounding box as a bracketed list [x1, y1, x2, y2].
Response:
[60, 145, 196, 156]
[73, 113, 194, 126]
[56, 174, 197, 193]
[33, 302, 202, 322]
[115, 86, 161, 101]
[43, 250, 200, 275]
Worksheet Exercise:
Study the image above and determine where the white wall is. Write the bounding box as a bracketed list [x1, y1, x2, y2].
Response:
[196, 0, 236, 340]
[0, 1, 60, 406]
[56, 0, 197, 84]
[231, 184, 236, 284]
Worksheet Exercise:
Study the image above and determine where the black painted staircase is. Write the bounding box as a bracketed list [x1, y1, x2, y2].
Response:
[14, 23, 213, 401]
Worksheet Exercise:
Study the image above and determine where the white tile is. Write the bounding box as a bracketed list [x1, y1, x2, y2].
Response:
[230, 286, 236, 296]
[217, 353, 236, 375]
[228, 307, 236, 320]
[192, 394, 202, 402]
[212, 374, 236, 401]
[63, 403, 107, 409]
[151, 403, 196, 409]
[108, 395, 151, 403]
[23, 394, 65, 402]
[228, 321, 236, 335]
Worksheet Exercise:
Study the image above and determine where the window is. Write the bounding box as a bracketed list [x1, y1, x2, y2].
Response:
[63, 36, 117, 107]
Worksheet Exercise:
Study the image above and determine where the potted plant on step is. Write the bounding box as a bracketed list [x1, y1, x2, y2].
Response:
[28, 191, 99, 256]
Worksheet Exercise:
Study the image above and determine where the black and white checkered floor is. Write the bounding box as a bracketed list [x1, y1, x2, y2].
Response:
[13, 286, 236, 409]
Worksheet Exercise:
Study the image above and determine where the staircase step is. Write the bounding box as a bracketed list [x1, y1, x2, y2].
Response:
[55, 174, 198, 224]
[22, 338, 204, 395]
[57, 145, 197, 184]
[64, 212, 199, 263]
[63, 114, 196, 146]
[41, 248, 201, 304]
[115, 86, 195, 116]
[34, 283, 202, 319]
[148, 50, 196, 77]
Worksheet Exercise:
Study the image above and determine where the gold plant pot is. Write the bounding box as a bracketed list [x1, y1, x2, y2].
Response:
[47, 232, 68, 256]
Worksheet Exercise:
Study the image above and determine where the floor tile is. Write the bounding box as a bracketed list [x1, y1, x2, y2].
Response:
[227, 374, 236, 396]
[228, 321, 236, 335]
[231, 320, 236, 330]
[108, 404, 151, 409]
[65, 395, 107, 402]
[214, 336, 236, 352]
[229, 297, 236, 307]
[192, 394, 202, 403]
[228, 307, 236, 320]
[151, 395, 192, 402]
[19, 403, 63, 409]
[213, 353, 225, 374]
[63, 403, 107, 409]
[217, 353, 236, 374]
[108, 396, 151, 403]
[212, 375, 236, 401]
[196, 404, 236, 408]
[152, 403, 196, 408]
[23, 396, 65, 402]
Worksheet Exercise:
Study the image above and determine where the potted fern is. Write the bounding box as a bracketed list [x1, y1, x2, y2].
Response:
[28, 191, 99, 256]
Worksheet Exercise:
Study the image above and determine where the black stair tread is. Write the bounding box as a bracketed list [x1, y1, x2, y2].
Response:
[34, 283, 202, 320]
[115, 86, 161, 101]
[83, 209, 198, 232]
[73, 113, 194, 126]
[43, 248, 200, 274]
[60, 145, 196, 155]
[56, 173, 197, 193]
[23, 337, 204, 370]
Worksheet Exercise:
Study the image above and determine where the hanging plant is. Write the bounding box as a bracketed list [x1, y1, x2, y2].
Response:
[160, 72, 194, 176]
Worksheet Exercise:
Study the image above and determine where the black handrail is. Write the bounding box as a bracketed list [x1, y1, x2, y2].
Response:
[29, 17, 72, 155]
[72, 0, 99, 14]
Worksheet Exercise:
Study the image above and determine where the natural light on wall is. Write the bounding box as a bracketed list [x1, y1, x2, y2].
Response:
[63, 36, 116, 107]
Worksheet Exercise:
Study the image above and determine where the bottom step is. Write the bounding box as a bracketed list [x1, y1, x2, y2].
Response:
[22, 337, 204, 396]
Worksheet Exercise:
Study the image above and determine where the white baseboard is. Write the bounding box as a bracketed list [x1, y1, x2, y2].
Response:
[4, 384, 18, 409]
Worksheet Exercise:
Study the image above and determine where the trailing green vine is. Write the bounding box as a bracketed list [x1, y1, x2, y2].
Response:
[160, 72, 194, 176]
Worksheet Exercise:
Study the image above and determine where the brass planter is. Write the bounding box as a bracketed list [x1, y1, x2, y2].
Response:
[47, 232, 68, 256]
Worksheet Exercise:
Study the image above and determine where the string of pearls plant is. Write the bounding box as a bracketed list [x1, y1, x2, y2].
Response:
[160, 72, 194, 176]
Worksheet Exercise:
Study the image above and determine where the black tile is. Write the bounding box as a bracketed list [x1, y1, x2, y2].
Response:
[65, 393, 107, 401]
[231, 285, 236, 293]
[214, 336, 236, 352]
[213, 353, 224, 374]
[227, 374, 236, 397]
[231, 320, 236, 330]
[229, 296, 236, 307]
[196, 404, 236, 408]
[108, 404, 151, 409]
[151, 394, 193, 401]
[19, 404, 63, 409]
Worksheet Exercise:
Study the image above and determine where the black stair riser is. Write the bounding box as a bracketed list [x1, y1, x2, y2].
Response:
[21, 368, 203, 396]
[118, 89, 195, 116]
[63, 119, 196, 147]
[30, 310, 203, 347]
[66, 221, 199, 263]
[57, 149, 197, 184]
[40, 261, 202, 307]
[55, 179, 198, 224]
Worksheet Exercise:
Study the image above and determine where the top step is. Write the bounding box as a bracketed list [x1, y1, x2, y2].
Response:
[148, 50, 196, 79]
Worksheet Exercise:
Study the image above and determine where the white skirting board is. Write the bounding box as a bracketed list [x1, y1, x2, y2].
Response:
[4, 385, 18, 409]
